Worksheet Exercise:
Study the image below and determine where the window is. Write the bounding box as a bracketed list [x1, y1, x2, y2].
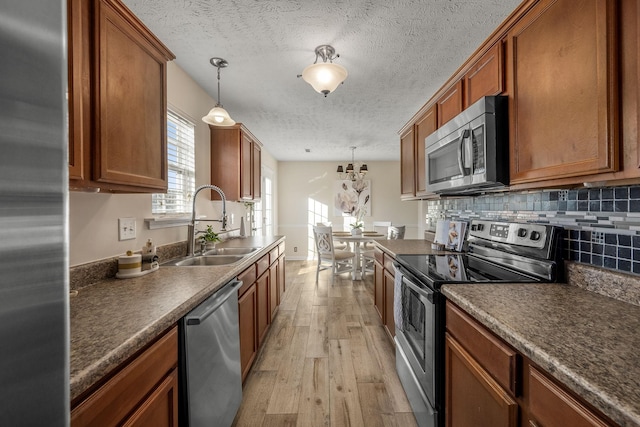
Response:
[152, 111, 195, 214]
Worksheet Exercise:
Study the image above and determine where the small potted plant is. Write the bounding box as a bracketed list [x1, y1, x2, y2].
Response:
[350, 221, 364, 236]
[200, 225, 221, 250]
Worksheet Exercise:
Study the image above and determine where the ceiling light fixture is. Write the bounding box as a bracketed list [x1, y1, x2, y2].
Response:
[337, 146, 368, 181]
[202, 57, 236, 126]
[299, 45, 348, 97]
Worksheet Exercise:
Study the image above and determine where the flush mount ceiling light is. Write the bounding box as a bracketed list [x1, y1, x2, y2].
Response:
[299, 45, 348, 97]
[337, 146, 368, 181]
[202, 57, 236, 126]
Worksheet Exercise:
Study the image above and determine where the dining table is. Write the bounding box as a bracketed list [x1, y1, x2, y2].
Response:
[332, 231, 385, 280]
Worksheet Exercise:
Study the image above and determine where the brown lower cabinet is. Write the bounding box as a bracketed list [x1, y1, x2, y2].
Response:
[373, 247, 395, 341]
[445, 301, 616, 427]
[237, 243, 286, 382]
[71, 326, 178, 427]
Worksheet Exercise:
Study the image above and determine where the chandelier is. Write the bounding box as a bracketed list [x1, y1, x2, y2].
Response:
[299, 45, 348, 97]
[202, 57, 236, 126]
[337, 146, 368, 181]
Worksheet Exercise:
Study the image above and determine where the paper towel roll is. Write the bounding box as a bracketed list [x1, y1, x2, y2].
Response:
[118, 253, 142, 275]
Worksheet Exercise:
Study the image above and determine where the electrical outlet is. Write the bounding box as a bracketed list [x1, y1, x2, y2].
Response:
[294, 246, 298, 252]
[118, 217, 136, 241]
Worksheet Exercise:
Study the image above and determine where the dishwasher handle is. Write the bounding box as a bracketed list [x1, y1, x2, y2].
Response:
[185, 279, 243, 325]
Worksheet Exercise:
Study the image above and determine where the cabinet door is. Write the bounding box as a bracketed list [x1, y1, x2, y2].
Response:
[373, 261, 384, 320]
[437, 80, 464, 127]
[445, 334, 518, 427]
[71, 327, 178, 426]
[238, 284, 257, 382]
[464, 42, 504, 107]
[93, 0, 169, 190]
[123, 369, 178, 427]
[400, 127, 416, 199]
[383, 269, 395, 339]
[252, 142, 261, 200]
[507, 0, 618, 184]
[277, 255, 285, 303]
[256, 271, 270, 346]
[241, 132, 253, 200]
[269, 263, 278, 321]
[528, 366, 611, 427]
[415, 105, 438, 197]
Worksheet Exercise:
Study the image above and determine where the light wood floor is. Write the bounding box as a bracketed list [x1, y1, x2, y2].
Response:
[232, 260, 417, 427]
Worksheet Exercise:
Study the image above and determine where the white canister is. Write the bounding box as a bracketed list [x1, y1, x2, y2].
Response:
[118, 252, 142, 275]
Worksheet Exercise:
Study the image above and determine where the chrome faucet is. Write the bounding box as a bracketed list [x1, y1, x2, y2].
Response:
[187, 184, 227, 256]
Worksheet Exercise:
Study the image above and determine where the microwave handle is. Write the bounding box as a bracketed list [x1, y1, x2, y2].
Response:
[457, 129, 471, 176]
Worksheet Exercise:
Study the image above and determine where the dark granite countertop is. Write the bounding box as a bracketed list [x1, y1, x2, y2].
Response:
[70, 235, 284, 402]
[442, 283, 640, 427]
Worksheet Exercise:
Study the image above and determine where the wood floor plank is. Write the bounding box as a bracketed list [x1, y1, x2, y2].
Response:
[296, 357, 330, 427]
[261, 414, 298, 427]
[253, 309, 295, 371]
[306, 305, 329, 358]
[329, 339, 365, 427]
[347, 326, 384, 383]
[232, 370, 278, 426]
[363, 325, 412, 413]
[357, 382, 395, 427]
[266, 326, 310, 414]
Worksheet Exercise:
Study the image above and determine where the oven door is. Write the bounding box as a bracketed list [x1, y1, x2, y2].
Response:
[394, 267, 438, 415]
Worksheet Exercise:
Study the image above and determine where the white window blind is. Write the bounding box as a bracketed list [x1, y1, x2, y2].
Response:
[152, 111, 195, 214]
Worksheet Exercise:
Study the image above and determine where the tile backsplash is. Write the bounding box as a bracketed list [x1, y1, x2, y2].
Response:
[426, 185, 640, 276]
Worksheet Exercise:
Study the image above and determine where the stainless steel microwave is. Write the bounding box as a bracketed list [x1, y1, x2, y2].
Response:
[425, 96, 508, 194]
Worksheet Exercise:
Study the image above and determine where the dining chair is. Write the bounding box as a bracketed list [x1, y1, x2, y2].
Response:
[318, 222, 347, 250]
[388, 225, 406, 240]
[361, 224, 405, 276]
[312, 225, 355, 282]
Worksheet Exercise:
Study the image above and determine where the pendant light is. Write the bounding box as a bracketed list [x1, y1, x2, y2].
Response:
[202, 57, 236, 126]
[299, 45, 348, 97]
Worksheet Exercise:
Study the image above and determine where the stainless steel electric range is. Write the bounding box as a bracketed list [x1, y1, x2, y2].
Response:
[393, 219, 564, 427]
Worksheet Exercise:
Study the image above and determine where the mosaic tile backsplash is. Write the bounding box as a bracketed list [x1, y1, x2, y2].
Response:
[426, 185, 640, 276]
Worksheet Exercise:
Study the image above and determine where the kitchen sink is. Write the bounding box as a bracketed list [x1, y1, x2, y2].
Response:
[203, 247, 260, 256]
[162, 255, 244, 267]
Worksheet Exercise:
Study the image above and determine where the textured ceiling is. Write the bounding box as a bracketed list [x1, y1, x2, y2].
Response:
[122, 0, 522, 161]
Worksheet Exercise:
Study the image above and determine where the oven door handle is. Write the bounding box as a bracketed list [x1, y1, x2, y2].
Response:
[400, 273, 435, 303]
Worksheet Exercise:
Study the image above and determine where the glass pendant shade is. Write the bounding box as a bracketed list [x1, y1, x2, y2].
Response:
[301, 62, 348, 96]
[202, 106, 235, 126]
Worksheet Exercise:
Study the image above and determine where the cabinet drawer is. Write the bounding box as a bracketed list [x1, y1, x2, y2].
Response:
[269, 247, 278, 265]
[71, 326, 178, 426]
[374, 247, 384, 264]
[278, 242, 285, 256]
[528, 365, 611, 427]
[383, 253, 395, 273]
[256, 253, 270, 278]
[237, 265, 256, 297]
[446, 302, 518, 395]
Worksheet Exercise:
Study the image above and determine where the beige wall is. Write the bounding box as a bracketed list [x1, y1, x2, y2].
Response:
[278, 161, 422, 260]
[69, 62, 278, 266]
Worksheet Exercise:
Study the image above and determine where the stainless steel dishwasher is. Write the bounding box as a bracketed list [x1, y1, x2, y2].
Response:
[180, 279, 243, 427]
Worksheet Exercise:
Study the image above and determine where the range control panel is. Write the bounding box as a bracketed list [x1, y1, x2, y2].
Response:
[468, 219, 549, 249]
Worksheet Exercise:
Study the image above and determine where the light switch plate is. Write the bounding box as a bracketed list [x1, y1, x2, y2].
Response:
[118, 217, 136, 241]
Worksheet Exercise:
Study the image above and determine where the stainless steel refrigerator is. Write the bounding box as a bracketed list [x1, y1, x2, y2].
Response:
[0, 0, 69, 425]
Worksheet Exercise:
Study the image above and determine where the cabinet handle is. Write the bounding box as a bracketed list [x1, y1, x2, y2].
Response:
[529, 420, 540, 427]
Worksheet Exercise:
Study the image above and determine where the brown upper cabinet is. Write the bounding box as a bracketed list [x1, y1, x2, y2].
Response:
[464, 42, 505, 107]
[507, 0, 619, 184]
[209, 124, 262, 202]
[68, 0, 175, 192]
[437, 80, 464, 128]
[400, 126, 416, 199]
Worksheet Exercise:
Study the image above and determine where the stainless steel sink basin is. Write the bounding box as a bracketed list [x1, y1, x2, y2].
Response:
[162, 255, 244, 267]
[203, 247, 260, 256]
